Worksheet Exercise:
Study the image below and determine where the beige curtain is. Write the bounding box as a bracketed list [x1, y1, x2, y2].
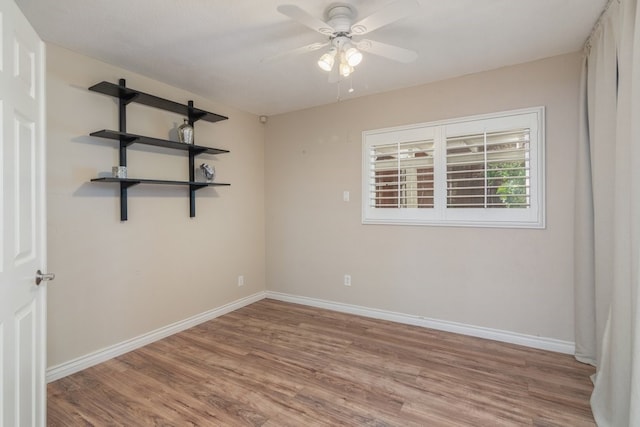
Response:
[575, 0, 640, 425]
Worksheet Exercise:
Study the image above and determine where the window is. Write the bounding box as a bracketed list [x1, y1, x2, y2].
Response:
[362, 107, 544, 228]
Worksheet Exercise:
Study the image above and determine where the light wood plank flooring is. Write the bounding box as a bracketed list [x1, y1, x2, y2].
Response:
[48, 299, 596, 426]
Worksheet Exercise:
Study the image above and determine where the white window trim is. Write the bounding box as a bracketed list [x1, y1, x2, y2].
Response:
[362, 107, 545, 229]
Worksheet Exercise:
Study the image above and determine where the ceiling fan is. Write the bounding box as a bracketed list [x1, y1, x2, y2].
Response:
[273, 0, 419, 81]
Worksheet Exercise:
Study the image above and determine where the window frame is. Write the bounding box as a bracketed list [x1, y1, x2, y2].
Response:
[361, 107, 545, 228]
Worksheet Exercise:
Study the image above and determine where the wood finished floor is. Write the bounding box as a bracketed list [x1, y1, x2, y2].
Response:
[48, 299, 596, 426]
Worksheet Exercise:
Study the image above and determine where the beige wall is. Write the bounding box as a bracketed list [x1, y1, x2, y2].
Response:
[265, 53, 581, 342]
[46, 45, 265, 367]
[47, 47, 581, 368]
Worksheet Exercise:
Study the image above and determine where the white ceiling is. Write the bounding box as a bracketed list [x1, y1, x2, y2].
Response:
[16, 0, 606, 116]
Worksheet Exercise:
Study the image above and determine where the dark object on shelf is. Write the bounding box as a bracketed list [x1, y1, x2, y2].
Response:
[88, 79, 230, 221]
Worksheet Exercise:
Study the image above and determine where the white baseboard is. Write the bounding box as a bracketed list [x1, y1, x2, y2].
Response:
[47, 290, 575, 383]
[266, 291, 575, 355]
[46, 291, 266, 383]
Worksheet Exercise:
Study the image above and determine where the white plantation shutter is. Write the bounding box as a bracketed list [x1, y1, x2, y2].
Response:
[369, 139, 435, 208]
[362, 107, 544, 228]
[446, 129, 530, 208]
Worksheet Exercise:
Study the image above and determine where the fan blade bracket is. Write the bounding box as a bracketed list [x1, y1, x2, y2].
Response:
[351, 25, 368, 35]
[357, 40, 373, 51]
[303, 42, 328, 52]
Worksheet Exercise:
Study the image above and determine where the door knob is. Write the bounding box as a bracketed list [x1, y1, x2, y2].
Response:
[35, 270, 55, 285]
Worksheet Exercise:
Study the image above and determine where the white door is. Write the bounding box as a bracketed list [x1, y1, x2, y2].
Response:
[0, 0, 47, 425]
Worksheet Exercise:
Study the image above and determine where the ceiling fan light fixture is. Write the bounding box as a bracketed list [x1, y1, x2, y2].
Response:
[318, 48, 337, 71]
[339, 61, 354, 77]
[345, 46, 363, 67]
[276, 2, 420, 83]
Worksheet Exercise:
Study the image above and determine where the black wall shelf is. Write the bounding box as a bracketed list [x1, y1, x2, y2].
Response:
[88, 79, 230, 221]
[88, 81, 228, 123]
[91, 177, 231, 188]
[90, 130, 230, 155]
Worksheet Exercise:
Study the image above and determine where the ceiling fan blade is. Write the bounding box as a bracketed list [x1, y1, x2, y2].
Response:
[357, 39, 418, 63]
[350, 0, 419, 35]
[277, 5, 335, 35]
[261, 42, 329, 63]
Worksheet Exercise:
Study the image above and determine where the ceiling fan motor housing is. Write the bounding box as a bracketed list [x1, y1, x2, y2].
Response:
[326, 3, 356, 33]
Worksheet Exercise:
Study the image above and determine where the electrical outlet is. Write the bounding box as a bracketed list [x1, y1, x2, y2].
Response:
[237, 275, 244, 287]
[344, 274, 351, 286]
[343, 191, 350, 202]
